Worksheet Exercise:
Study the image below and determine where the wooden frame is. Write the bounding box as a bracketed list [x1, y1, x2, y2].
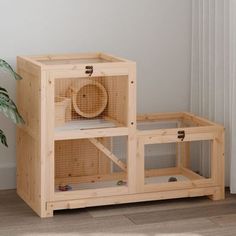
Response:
[137, 113, 224, 198]
[16, 53, 224, 218]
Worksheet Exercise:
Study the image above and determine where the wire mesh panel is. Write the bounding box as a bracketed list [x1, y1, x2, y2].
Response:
[143, 140, 212, 186]
[145, 143, 177, 170]
[137, 118, 213, 187]
[189, 140, 212, 179]
[54, 76, 128, 130]
[54, 136, 128, 192]
[144, 143, 180, 185]
[138, 120, 179, 131]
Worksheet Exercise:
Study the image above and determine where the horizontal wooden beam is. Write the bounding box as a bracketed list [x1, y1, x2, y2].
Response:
[50, 186, 221, 210]
[180, 167, 205, 180]
[183, 112, 224, 128]
[137, 112, 184, 122]
[55, 172, 126, 185]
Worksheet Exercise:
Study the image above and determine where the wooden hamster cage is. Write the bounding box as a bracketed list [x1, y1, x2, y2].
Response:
[16, 53, 225, 218]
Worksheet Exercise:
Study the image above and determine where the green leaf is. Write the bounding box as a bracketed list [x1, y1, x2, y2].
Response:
[0, 59, 22, 80]
[0, 129, 8, 147]
[0, 87, 9, 98]
[0, 59, 24, 148]
[0, 92, 24, 124]
[0, 87, 8, 93]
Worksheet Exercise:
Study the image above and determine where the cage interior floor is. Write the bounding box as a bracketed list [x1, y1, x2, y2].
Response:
[55, 175, 190, 192]
[145, 174, 189, 184]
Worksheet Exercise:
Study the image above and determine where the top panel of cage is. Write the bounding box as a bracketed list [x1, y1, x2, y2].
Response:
[18, 52, 135, 68]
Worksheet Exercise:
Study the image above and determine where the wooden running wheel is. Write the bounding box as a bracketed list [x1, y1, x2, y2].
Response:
[70, 79, 108, 118]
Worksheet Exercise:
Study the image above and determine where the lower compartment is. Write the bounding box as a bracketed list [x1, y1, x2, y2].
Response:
[17, 112, 224, 218]
[55, 136, 128, 193]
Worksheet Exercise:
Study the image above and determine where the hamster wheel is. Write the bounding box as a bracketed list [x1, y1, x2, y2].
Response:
[71, 79, 108, 118]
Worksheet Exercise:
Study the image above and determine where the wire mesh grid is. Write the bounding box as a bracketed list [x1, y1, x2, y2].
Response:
[143, 140, 212, 185]
[189, 140, 212, 178]
[54, 136, 128, 191]
[139, 120, 212, 185]
[54, 76, 128, 130]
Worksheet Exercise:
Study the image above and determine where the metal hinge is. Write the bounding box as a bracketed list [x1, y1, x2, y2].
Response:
[85, 65, 93, 76]
[177, 130, 185, 141]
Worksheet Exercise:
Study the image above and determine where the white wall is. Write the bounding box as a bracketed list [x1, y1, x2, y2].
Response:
[0, 0, 192, 189]
[230, 0, 236, 193]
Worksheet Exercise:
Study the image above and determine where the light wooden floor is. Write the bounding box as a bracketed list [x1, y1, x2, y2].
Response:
[1, 190, 236, 236]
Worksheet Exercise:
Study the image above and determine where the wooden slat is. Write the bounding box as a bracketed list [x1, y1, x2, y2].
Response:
[89, 138, 127, 172]
[183, 112, 225, 128]
[54, 186, 129, 201]
[127, 63, 137, 193]
[138, 125, 220, 137]
[137, 112, 184, 122]
[180, 167, 205, 180]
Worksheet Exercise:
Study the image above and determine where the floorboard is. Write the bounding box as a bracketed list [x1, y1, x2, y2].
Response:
[0, 189, 236, 236]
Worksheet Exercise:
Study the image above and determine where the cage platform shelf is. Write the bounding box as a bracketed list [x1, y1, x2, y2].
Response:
[55, 119, 117, 131]
[16, 53, 224, 218]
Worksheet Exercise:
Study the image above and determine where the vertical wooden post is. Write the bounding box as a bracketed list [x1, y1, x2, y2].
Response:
[176, 120, 190, 169]
[180, 142, 190, 168]
[209, 128, 225, 200]
[218, 129, 225, 199]
[136, 137, 145, 192]
[42, 72, 55, 217]
[127, 63, 137, 193]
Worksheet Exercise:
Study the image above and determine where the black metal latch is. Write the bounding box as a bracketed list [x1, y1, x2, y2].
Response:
[177, 130, 185, 141]
[85, 65, 93, 76]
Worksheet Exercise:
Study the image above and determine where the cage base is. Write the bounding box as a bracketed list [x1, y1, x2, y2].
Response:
[48, 186, 222, 214]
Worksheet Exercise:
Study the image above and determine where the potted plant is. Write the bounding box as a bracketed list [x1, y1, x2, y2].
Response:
[0, 59, 24, 147]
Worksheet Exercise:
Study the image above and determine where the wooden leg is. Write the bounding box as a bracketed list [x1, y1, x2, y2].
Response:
[41, 204, 54, 218]
[208, 188, 225, 201]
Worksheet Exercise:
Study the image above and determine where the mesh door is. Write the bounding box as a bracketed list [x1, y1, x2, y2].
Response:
[55, 136, 128, 191]
[54, 76, 128, 130]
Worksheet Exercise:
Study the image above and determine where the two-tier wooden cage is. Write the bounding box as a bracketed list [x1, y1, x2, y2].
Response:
[16, 53, 225, 217]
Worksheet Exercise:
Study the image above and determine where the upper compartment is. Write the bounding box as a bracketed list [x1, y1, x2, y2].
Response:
[18, 53, 136, 140]
[54, 75, 129, 132]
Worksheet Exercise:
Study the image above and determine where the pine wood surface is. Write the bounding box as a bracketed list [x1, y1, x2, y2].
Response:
[16, 53, 224, 218]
